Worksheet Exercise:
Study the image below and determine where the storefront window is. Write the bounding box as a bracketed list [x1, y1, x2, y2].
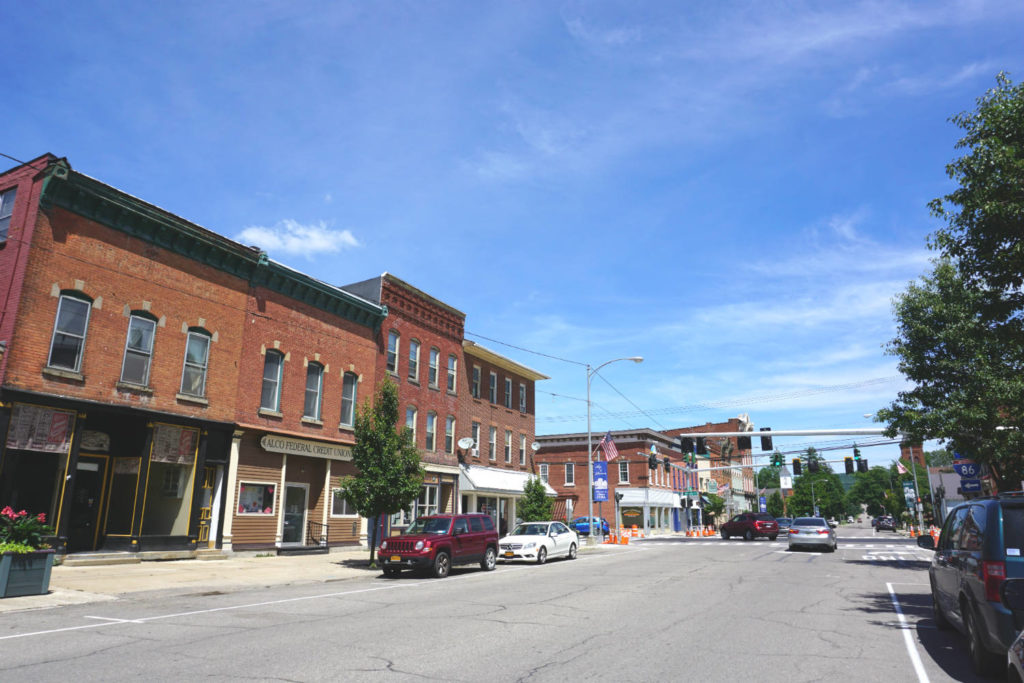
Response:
[238, 482, 276, 514]
[331, 488, 356, 516]
[142, 423, 198, 535]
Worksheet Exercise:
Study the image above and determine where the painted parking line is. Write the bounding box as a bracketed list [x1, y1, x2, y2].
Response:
[887, 582, 930, 682]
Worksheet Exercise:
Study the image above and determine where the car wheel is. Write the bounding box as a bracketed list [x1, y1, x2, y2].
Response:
[567, 543, 577, 560]
[721, 529, 729, 540]
[481, 547, 497, 572]
[432, 552, 450, 579]
[744, 529, 754, 541]
[383, 566, 401, 578]
[768, 535, 778, 541]
[826, 542, 835, 553]
[930, 586, 950, 630]
[965, 605, 1002, 676]
[537, 547, 547, 565]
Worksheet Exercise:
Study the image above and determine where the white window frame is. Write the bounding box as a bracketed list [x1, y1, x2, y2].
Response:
[330, 488, 357, 516]
[340, 372, 358, 427]
[619, 461, 629, 483]
[428, 347, 440, 387]
[406, 406, 417, 445]
[504, 378, 512, 408]
[386, 330, 400, 374]
[565, 462, 575, 486]
[417, 485, 439, 517]
[445, 416, 455, 453]
[489, 372, 498, 403]
[447, 355, 457, 392]
[471, 422, 480, 458]
[47, 293, 91, 373]
[0, 186, 16, 242]
[179, 330, 210, 397]
[304, 362, 323, 420]
[120, 314, 156, 386]
[260, 350, 284, 412]
[504, 430, 512, 463]
[408, 339, 420, 381]
[519, 434, 526, 466]
[539, 463, 549, 484]
[472, 365, 481, 398]
[425, 412, 437, 451]
[488, 426, 497, 461]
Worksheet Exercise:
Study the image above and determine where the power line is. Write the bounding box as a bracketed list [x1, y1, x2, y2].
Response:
[464, 331, 585, 366]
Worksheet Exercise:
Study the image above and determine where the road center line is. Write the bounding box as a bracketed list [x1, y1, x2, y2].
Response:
[887, 581, 930, 683]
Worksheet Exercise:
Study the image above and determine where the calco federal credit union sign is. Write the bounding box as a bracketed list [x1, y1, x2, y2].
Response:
[260, 435, 352, 461]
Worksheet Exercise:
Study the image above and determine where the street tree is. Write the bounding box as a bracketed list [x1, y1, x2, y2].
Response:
[766, 491, 785, 517]
[703, 493, 725, 526]
[845, 466, 892, 516]
[788, 470, 845, 518]
[879, 74, 1024, 486]
[925, 447, 955, 468]
[517, 476, 552, 522]
[341, 378, 423, 567]
[757, 464, 781, 489]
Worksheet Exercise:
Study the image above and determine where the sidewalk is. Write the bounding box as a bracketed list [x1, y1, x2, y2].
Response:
[0, 542, 624, 614]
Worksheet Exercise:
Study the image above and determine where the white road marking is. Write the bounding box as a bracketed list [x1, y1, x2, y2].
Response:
[887, 582, 930, 682]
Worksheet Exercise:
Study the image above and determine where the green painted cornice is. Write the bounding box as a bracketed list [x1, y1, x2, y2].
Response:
[37, 162, 385, 331]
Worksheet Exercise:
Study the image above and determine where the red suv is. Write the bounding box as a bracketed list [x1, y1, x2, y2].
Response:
[720, 513, 779, 541]
[380, 513, 499, 578]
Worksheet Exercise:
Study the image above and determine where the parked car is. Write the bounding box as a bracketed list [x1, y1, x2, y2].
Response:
[1001, 580, 1024, 683]
[827, 517, 838, 528]
[720, 512, 779, 541]
[788, 517, 837, 552]
[917, 495, 1024, 676]
[499, 521, 578, 564]
[380, 513, 499, 579]
[875, 516, 897, 532]
[571, 516, 610, 536]
[775, 517, 793, 535]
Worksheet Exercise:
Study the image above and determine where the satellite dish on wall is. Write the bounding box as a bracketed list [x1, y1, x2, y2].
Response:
[457, 437, 475, 449]
[531, 442, 541, 452]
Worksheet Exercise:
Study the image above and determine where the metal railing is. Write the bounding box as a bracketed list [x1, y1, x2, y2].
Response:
[306, 521, 328, 548]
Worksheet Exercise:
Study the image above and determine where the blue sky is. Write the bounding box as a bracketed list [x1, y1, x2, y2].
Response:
[5, 1, 1023, 468]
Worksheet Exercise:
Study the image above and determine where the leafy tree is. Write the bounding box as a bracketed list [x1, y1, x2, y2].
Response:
[845, 466, 892, 516]
[925, 447, 955, 468]
[879, 74, 1024, 487]
[757, 465, 780, 489]
[788, 470, 845, 518]
[766, 491, 785, 517]
[517, 476, 552, 522]
[702, 493, 725, 525]
[341, 378, 423, 567]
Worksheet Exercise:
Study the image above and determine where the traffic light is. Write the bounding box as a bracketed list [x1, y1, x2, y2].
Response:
[808, 458, 819, 473]
[760, 427, 773, 451]
[853, 445, 862, 461]
[679, 436, 694, 453]
[771, 452, 782, 467]
[857, 459, 868, 473]
[737, 435, 752, 451]
[663, 456, 670, 471]
[792, 458, 802, 475]
[648, 452, 658, 469]
[844, 457, 854, 475]
[696, 437, 707, 455]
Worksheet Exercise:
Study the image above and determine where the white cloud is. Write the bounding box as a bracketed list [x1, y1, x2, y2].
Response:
[234, 220, 360, 260]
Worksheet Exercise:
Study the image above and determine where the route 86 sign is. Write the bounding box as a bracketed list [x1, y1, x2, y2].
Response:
[953, 462, 979, 477]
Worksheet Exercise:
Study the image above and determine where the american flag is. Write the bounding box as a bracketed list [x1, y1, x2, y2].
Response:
[896, 460, 908, 474]
[599, 431, 619, 461]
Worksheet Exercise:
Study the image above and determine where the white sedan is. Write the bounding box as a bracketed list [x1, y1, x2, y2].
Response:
[498, 521, 579, 564]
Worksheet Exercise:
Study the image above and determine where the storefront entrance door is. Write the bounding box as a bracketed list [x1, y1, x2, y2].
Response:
[68, 455, 108, 552]
[282, 484, 308, 545]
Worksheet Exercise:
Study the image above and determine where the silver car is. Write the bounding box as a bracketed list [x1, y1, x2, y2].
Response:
[787, 516, 837, 552]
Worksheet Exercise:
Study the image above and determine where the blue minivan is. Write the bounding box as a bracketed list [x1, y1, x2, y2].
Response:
[918, 495, 1024, 676]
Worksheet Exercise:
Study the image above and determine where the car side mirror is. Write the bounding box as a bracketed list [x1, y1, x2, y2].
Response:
[1002, 579, 1024, 610]
[916, 535, 936, 550]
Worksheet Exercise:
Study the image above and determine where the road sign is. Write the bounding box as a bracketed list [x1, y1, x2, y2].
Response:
[593, 461, 608, 502]
[954, 462, 979, 477]
[961, 478, 982, 493]
[954, 451, 964, 460]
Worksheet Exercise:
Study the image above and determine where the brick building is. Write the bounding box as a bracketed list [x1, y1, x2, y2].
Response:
[0, 156, 386, 555]
[534, 429, 702, 536]
[667, 415, 758, 515]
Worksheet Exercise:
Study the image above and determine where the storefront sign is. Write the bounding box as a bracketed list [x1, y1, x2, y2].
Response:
[260, 434, 352, 461]
[151, 424, 198, 465]
[6, 403, 76, 453]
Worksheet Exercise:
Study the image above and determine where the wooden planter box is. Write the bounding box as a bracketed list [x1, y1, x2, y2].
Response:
[0, 550, 55, 598]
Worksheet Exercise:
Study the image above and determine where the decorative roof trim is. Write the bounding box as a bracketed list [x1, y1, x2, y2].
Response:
[462, 340, 549, 381]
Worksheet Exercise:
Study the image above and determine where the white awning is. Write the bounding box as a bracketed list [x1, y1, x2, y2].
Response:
[617, 488, 680, 508]
[459, 465, 557, 497]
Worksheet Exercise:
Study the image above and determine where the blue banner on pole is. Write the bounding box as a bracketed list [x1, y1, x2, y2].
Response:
[593, 461, 608, 502]
[759, 496, 767, 513]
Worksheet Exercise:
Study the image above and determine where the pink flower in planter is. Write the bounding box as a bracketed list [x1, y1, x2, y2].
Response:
[1, 506, 14, 519]
[36, 513, 46, 523]
[239, 505, 245, 513]
[263, 507, 271, 514]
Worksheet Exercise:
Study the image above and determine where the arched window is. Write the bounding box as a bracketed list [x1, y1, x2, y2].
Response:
[304, 362, 324, 420]
[120, 312, 157, 386]
[425, 412, 437, 451]
[386, 330, 400, 374]
[47, 292, 93, 373]
[340, 372, 358, 427]
[180, 329, 211, 397]
[261, 350, 284, 412]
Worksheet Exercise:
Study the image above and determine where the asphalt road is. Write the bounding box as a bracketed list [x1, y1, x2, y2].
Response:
[0, 526, 990, 682]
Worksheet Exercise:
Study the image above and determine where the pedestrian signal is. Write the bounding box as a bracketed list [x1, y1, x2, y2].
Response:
[792, 458, 802, 475]
[844, 457, 854, 475]
[857, 459, 868, 473]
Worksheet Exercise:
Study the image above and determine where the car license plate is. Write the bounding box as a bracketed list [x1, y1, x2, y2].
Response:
[504, 552, 514, 558]
[390, 555, 401, 562]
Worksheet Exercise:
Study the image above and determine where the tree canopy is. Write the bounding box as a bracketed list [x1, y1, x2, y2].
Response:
[879, 74, 1024, 487]
[342, 378, 423, 565]
[517, 476, 553, 522]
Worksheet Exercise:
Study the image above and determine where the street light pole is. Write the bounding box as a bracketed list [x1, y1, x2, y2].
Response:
[587, 356, 643, 543]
